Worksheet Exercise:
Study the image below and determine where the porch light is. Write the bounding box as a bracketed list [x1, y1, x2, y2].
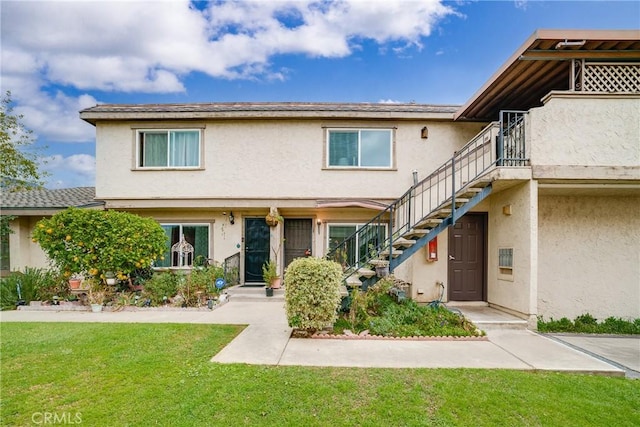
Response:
[421, 126, 429, 139]
[229, 211, 235, 225]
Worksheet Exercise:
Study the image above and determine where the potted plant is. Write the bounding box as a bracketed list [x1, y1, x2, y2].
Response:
[369, 259, 390, 278]
[262, 260, 279, 296]
[88, 281, 106, 312]
[68, 274, 83, 290]
[104, 271, 117, 285]
[265, 208, 283, 227]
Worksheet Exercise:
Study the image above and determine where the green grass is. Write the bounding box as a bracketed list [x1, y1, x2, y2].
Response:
[2, 323, 639, 426]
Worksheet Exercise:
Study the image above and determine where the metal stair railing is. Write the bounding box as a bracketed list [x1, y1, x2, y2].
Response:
[326, 111, 527, 284]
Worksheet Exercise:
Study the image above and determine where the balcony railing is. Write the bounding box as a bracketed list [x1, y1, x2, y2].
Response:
[326, 110, 528, 279]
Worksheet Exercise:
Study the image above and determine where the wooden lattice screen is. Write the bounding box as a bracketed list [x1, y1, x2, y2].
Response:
[582, 62, 640, 93]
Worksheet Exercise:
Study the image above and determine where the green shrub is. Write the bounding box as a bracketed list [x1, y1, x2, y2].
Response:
[337, 278, 481, 337]
[32, 207, 167, 281]
[284, 257, 342, 333]
[537, 314, 640, 334]
[178, 267, 221, 307]
[0, 267, 65, 309]
[142, 271, 180, 305]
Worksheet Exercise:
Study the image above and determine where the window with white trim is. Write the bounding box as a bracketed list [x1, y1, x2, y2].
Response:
[327, 223, 387, 266]
[155, 224, 210, 268]
[137, 129, 201, 168]
[327, 129, 392, 168]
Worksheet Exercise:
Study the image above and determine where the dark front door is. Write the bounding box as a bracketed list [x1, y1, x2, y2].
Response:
[448, 213, 486, 301]
[244, 218, 270, 284]
[284, 219, 313, 267]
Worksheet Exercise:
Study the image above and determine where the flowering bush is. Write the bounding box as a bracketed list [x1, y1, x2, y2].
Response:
[32, 208, 167, 281]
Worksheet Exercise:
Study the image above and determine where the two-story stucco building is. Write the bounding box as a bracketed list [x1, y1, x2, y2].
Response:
[6, 29, 639, 324]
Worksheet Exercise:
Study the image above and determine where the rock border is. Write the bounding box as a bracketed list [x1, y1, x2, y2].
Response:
[17, 300, 229, 312]
[309, 330, 488, 341]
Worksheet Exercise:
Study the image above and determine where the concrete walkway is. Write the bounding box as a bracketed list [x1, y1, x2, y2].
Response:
[1, 301, 635, 377]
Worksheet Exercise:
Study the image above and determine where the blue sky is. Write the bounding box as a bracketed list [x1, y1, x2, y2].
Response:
[2, 0, 638, 189]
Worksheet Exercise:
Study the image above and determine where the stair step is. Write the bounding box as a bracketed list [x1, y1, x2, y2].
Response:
[392, 237, 416, 248]
[402, 229, 428, 239]
[441, 198, 469, 208]
[457, 187, 482, 197]
[356, 268, 376, 278]
[345, 277, 363, 286]
[380, 249, 402, 258]
[414, 218, 444, 229]
[428, 208, 452, 218]
[469, 178, 491, 188]
[225, 285, 284, 302]
[368, 259, 389, 267]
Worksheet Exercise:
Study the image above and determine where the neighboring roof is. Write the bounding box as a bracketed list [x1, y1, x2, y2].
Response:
[80, 102, 460, 124]
[455, 29, 640, 121]
[0, 187, 103, 215]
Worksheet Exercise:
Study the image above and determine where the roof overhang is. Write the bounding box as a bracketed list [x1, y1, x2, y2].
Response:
[455, 29, 640, 121]
[80, 103, 459, 125]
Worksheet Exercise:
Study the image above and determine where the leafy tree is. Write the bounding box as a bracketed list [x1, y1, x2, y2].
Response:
[32, 208, 168, 282]
[0, 91, 47, 192]
[1, 91, 48, 246]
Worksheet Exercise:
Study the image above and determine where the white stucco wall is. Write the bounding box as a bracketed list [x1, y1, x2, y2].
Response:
[538, 195, 640, 320]
[487, 182, 537, 320]
[529, 95, 640, 167]
[95, 119, 482, 200]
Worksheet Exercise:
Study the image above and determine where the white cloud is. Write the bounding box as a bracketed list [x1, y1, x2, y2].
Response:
[1, 0, 455, 143]
[514, 1, 529, 11]
[12, 88, 98, 143]
[42, 154, 96, 189]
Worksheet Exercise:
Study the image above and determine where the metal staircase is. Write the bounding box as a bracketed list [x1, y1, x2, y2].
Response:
[326, 111, 528, 290]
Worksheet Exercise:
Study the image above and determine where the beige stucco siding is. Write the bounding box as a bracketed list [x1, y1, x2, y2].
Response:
[9, 217, 49, 272]
[95, 119, 482, 201]
[538, 195, 640, 320]
[529, 95, 640, 167]
[487, 182, 538, 321]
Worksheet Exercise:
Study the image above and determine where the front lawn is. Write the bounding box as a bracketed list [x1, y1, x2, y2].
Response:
[1, 323, 638, 426]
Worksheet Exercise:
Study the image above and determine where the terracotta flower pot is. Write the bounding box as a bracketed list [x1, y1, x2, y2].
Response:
[69, 279, 82, 289]
[270, 277, 282, 289]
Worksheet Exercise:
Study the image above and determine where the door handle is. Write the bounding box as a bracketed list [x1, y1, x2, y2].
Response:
[448, 255, 455, 260]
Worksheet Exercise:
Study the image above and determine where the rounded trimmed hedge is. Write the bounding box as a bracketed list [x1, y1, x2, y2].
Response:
[284, 257, 342, 333]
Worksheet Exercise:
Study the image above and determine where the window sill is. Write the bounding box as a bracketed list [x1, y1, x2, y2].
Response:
[153, 266, 194, 272]
[322, 167, 397, 171]
[133, 167, 204, 171]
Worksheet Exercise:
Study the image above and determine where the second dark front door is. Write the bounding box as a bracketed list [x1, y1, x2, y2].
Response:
[244, 218, 270, 284]
[284, 219, 313, 267]
[448, 213, 486, 301]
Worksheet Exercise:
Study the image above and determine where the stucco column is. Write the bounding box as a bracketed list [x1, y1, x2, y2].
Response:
[527, 180, 539, 328]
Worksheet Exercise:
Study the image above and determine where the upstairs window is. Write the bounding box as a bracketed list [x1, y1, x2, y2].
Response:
[138, 130, 200, 168]
[327, 129, 393, 168]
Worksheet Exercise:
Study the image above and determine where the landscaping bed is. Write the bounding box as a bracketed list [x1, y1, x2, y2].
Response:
[289, 276, 485, 339]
